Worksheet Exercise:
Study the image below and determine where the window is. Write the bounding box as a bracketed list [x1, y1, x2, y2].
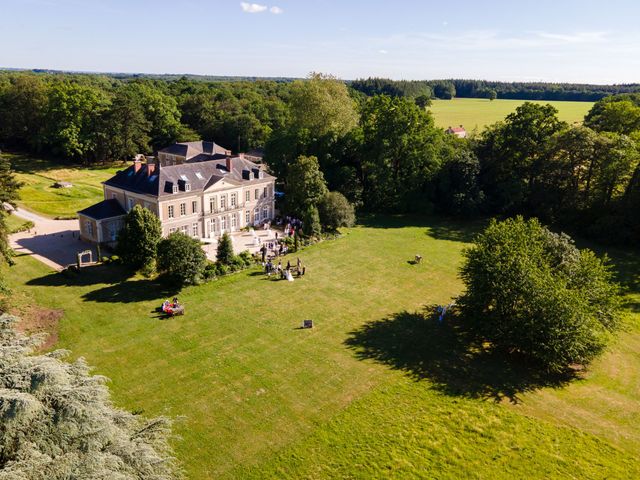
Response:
[192, 223, 198, 237]
[112, 192, 117, 199]
[254, 189, 259, 200]
[192, 201, 198, 214]
[245, 190, 250, 202]
[108, 224, 117, 241]
[210, 218, 217, 234]
[263, 186, 267, 198]
[231, 214, 237, 228]
[169, 227, 177, 234]
[231, 193, 237, 207]
[86, 221, 93, 237]
[180, 203, 186, 216]
[245, 210, 250, 224]
[181, 225, 188, 234]
[209, 196, 216, 213]
[254, 208, 260, 223]
[185, 182, 191, 192]
[168, 205, 174, 219]
[220, 195, 226, 209]
[172, 185, 178, 194]
[263, 205, 268, 220]
[221, 216, 227, 231]
[127, 198, 135, 211]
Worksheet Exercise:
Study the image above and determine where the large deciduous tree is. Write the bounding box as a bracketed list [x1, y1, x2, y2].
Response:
[157, 232, 207, 286]
[0, 313, 179, 479]
[116, 205, 162, 270]
[288, 72, 358, 138]
[284, 155, 328, 217]
[359, 95, 442, 211]
[459, 216, 620, 372]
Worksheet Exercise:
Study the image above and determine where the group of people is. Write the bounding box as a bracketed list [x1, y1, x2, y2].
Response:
[278, 216, 303, 238]
[264, 257, 306, 282]
[259, 239, 289, 262]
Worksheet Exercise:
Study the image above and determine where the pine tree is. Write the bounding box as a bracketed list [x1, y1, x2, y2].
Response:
[0, 314, 180, 478]
[216, 232, 235, 266]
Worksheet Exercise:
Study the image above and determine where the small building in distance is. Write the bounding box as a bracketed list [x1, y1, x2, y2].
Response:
[78, 140, 276, 247]
[445, 125, 467, 138]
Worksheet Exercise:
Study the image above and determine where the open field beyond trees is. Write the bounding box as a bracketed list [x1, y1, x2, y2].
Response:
[6, 153, 123, 219]
[429, 98, 594, 131]
[5, 216, 639, 479]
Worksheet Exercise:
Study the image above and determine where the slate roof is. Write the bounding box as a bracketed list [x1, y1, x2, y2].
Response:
[77, 199, 126, 220]
[103, 155, 274, 199]
[158, 141, 231, 159]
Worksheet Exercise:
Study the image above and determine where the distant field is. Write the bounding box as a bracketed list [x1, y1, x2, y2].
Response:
[6, 153, 123, 219]
[429, 98, 594, 132]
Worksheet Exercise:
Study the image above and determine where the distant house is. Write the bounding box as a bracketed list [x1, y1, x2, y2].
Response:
[445, 125, 467, 138]
[78, 141, 276, 247]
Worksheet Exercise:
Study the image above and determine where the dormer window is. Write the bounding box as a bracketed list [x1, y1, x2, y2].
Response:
[172, 185, 178, 194]
[185, 182, 191, 192]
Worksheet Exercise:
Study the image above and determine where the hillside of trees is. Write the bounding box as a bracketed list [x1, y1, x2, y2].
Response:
[0, 71, 638, 246]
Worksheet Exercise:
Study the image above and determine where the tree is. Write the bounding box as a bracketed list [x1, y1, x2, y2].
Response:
[0, 157, 22, 265]
[432, 149, 484, 216]
[360, 95, 442, 211]
[302, 204, 321, 237]
[488, 90, 498, 101]
[414, 94, 432, 109]
[285, 155, 328, 216]
[116, 205, 162, 270]
[0, 313, 178, 478]
[477, 102, 566, 213]
[318, 191, 355, 231]
[288, 72, 358, 137]
[106, 85, 152, 160]
[459, 217, 620, 372]
[157, 232, 207, 285]
[216, 232, 234, 266]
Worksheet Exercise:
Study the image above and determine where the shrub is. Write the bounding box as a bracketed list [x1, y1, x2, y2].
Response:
[318, 191, 356, 231]
[459, 216, 620, 372]
[116, 205, 162, 270]
[203, 261, 218, 281]
[109, 255, 120, 263]
[238, 250, 254, 267]
[157, 232, 207, 286]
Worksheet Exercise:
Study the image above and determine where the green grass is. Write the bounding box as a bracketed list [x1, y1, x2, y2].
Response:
[4, 213, 30, 233]
[4, 215, 639, 479]
[429, 98, 594, 132]
[6, 153, 124, 219]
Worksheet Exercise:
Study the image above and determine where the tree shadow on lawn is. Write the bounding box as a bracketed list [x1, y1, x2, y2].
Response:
[345, 309, 576, 403]
[26, 264, 178, 303]
[357, 214, 486, 243]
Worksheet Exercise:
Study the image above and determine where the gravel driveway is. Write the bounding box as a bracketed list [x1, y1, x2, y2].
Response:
[7, 205, 96, 271]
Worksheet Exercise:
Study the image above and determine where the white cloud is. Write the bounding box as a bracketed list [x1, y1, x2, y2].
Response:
[270, 6, 283, 14]
[240, 2, 267, 13]
[378, 49, 388, 54]
[442, 21, 448, 27]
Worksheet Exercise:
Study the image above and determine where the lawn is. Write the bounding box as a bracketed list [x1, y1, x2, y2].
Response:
[429, 98, 594, 132]
[5, 153, 124, 219]
[4, 216, 639, 479]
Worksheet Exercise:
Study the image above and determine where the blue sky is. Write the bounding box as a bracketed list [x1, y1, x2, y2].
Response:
[1, 0, 639, 83]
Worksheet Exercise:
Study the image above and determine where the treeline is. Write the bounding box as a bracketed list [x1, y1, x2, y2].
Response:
[0, 71, 291, 162]
[265, 75, 639, 245]
[1, 71, 638, 245]
[351, 77, 640, 101]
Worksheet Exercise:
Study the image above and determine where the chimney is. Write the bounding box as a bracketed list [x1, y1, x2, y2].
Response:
[225, 156, 232, 172]
[133, 159, 142, 173]
[147, 162, 156, 176]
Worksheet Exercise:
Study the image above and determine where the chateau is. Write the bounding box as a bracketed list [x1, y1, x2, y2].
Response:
[78, 141, 276, 246]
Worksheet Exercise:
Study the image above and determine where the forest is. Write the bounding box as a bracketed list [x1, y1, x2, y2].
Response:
[0, 71, 638, 246]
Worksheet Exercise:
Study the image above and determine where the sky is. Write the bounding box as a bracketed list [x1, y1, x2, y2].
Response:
[1, 0, 640, 84]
